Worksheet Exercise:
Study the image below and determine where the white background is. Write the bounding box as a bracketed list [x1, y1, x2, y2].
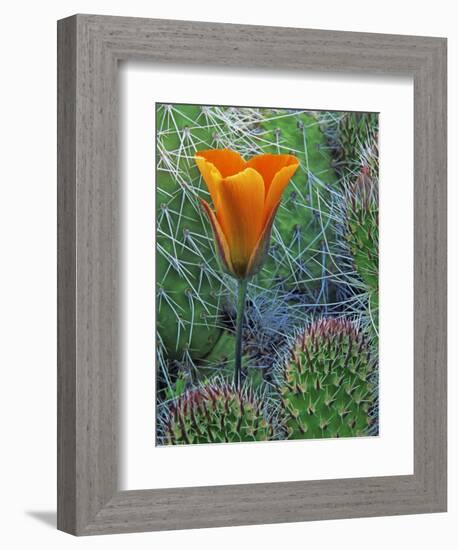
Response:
[122, 65, 413, 489]
[0, 1, 455, 549]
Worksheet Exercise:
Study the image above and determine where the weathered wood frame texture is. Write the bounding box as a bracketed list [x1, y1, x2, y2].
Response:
[57, 14, 447, 535]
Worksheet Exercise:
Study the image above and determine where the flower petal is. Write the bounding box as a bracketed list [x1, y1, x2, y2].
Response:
[199, 198, 234, 275]
[195, 149, 246, 178]
[246, 203, 280, 277]
[218, 168, 265, 278]
[247, 154, 298, 196]
[194, 155, 223, 211]
[263, 161, 300, 223]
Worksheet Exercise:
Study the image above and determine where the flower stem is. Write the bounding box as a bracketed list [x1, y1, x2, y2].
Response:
[234, 278, 248, 390]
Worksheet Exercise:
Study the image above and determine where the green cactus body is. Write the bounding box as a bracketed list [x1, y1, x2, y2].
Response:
[161, 383, 273, 445]
[156, 104, 231, 362]
[255, 111, 338, 296]
[280, 318, 376, 439]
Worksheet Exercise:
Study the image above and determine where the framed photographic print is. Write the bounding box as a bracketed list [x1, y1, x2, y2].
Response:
[57, 14, 447, 535]
[154, 101, 380, 447]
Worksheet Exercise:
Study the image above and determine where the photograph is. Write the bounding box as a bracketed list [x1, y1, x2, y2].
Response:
[155, 103, 379, 445]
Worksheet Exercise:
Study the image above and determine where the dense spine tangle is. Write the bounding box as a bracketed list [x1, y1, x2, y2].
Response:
[161, 382, 274, 445]
[279, 318, 376, 439]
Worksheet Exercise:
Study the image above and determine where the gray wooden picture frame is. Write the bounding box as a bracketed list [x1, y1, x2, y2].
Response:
[57, 14, 447, 536]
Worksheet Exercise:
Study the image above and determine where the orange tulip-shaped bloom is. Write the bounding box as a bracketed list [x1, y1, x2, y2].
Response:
[195, 149, 299, 279]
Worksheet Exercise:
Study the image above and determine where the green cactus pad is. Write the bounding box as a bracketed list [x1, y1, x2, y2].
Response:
[161, 382, 273, 445]
[279, 318, 376, 439]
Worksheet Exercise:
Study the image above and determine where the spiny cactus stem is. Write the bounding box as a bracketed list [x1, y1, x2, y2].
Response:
[234, 278, 249, 389]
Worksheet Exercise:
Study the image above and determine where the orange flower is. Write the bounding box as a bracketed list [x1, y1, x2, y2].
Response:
[195, 149, 299, 279]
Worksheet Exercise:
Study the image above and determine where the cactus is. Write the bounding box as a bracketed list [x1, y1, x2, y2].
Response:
[278, 318, 376, 439]
[344, 170, 379, 325]
[159, 382, 274, 445]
